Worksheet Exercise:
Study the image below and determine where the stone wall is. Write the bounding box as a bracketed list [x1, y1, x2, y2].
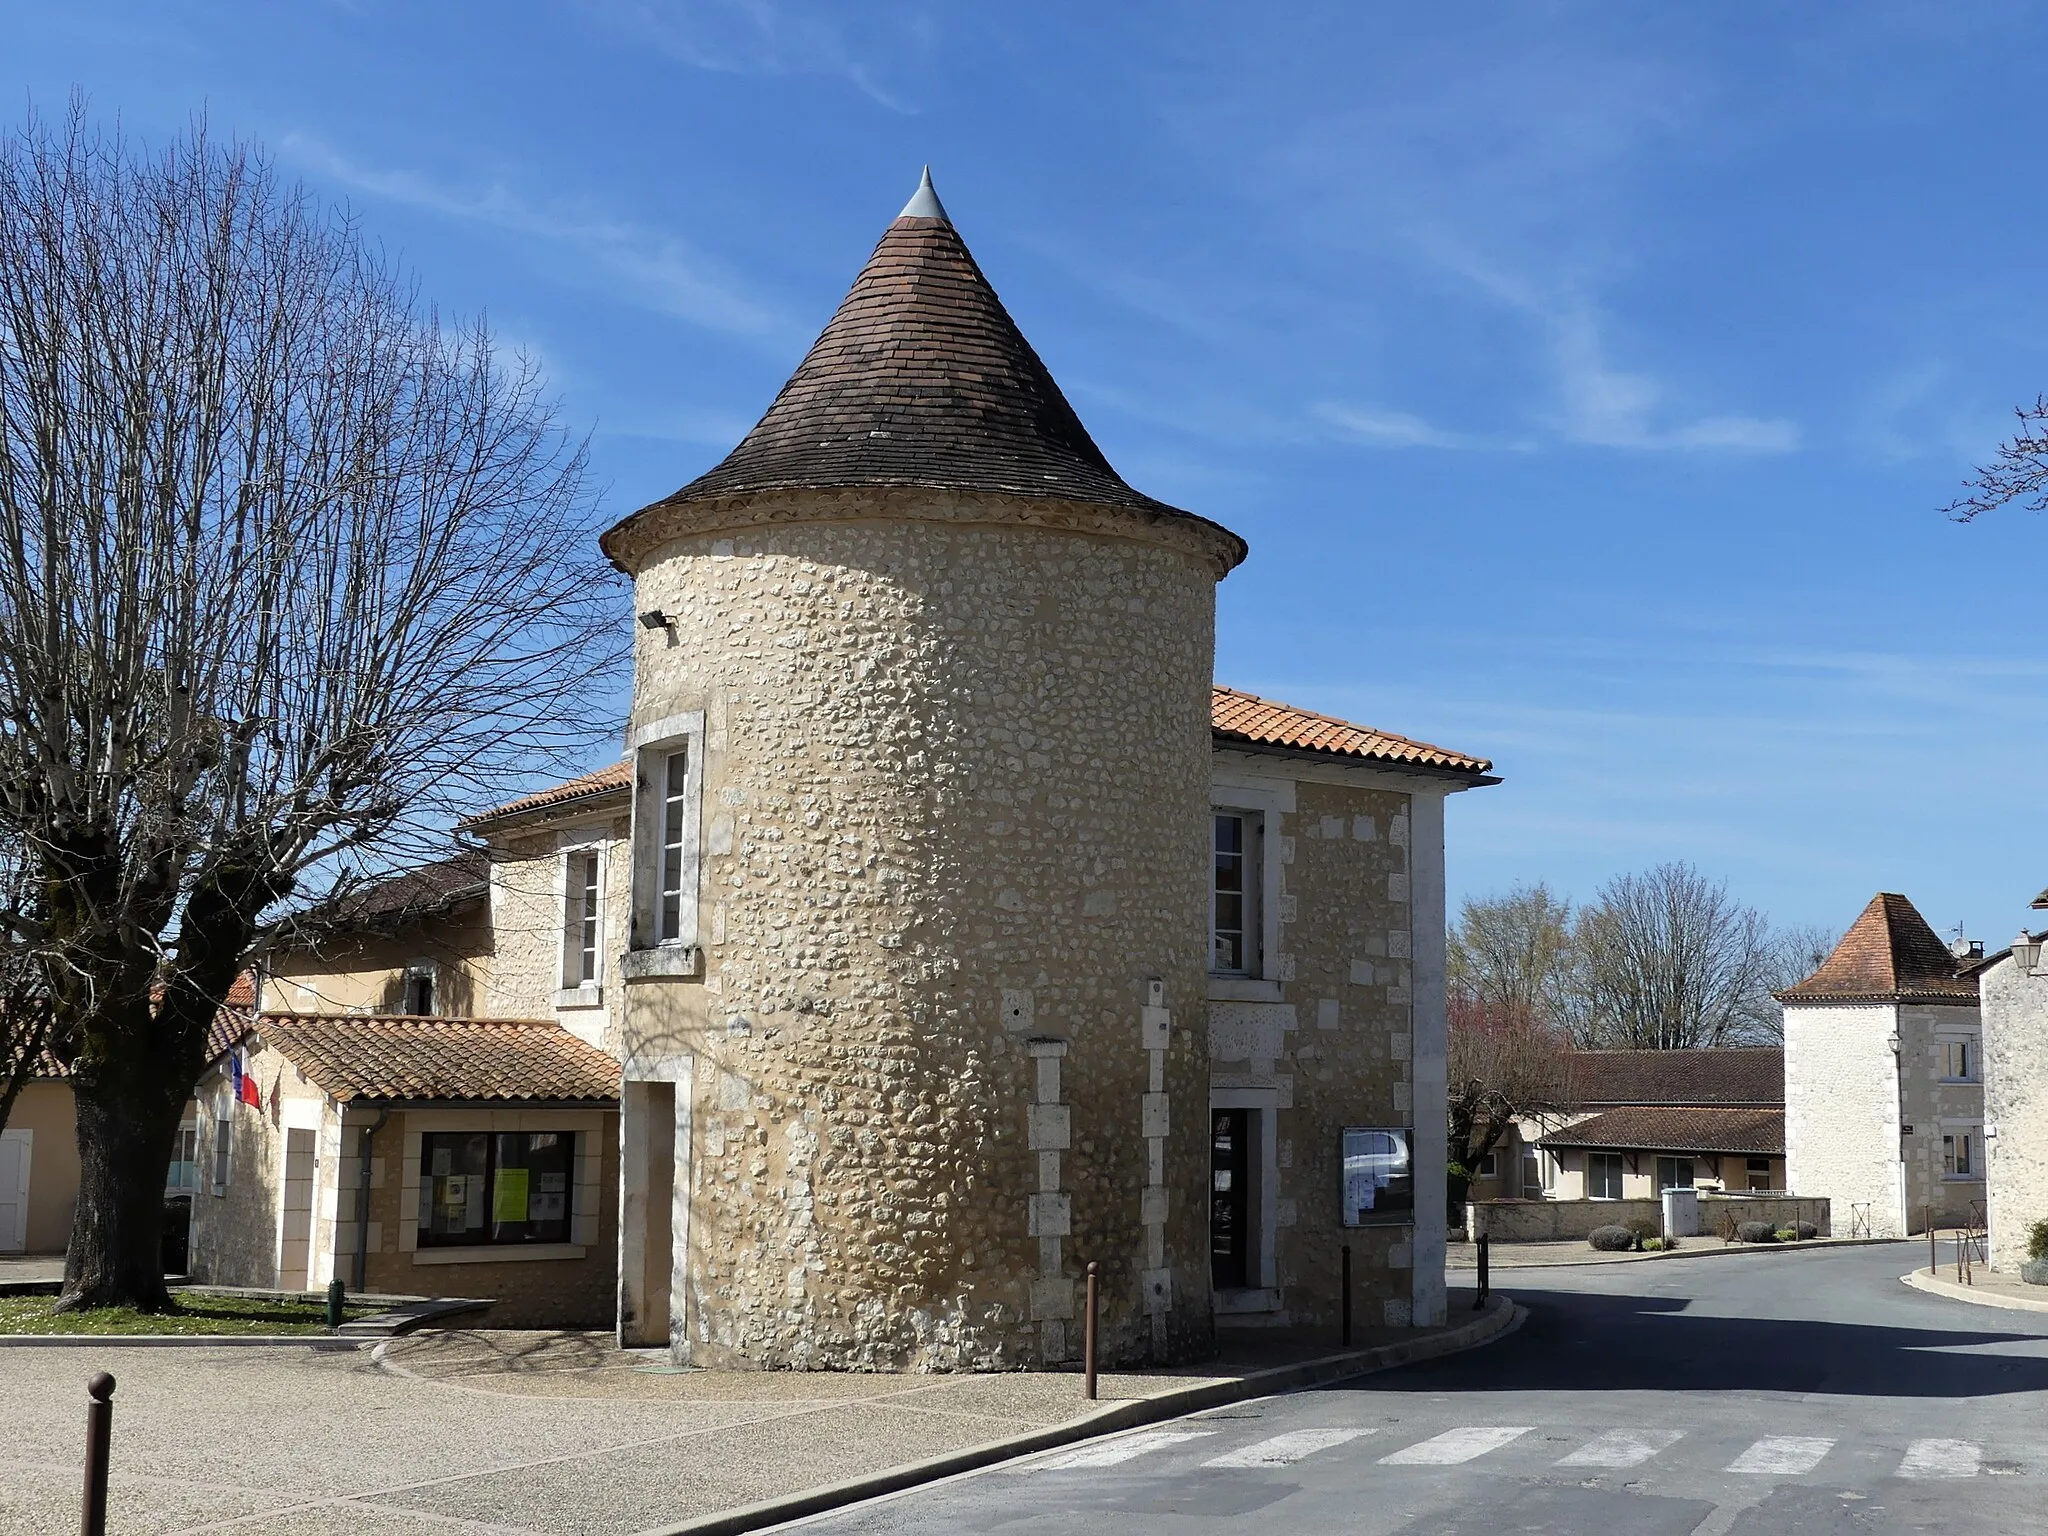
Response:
[187, 1041, 325, 1287]
[484, 814, 633, 1053]
[1696, 1193, 1831, 1238]
[1203, 761, 1452, 1331]
[1783, 1001, 1905, 1236]
[1467, 1198, 1665, 1243]
[1897, 1003, 1986, 1232]
[618, 489, 1232, 1370]
[1981, 956, 2048, 1271]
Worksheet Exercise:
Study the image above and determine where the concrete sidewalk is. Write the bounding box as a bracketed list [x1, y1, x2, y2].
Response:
[1904, 1263, 2048, 1315]
[0, 1288, 1513, 1536]
[1447, 1235, 1893, 1269]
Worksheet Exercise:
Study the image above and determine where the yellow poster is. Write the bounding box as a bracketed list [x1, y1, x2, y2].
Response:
[493, 1168, 530, 1223]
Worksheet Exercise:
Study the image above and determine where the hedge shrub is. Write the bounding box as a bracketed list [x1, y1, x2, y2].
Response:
[1737, 1220, 1777, 1244]
[2029, 1218, 2048, 1262]
[1792, 1221, 1818, 1241]
[1588, 1224, 1637, 1252]
[1622, 1217, 1660, 1243]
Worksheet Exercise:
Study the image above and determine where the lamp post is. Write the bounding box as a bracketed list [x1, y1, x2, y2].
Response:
[2013, 932, 2042, 977]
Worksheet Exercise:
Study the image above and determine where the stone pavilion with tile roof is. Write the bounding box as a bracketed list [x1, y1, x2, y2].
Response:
[258, 173, 1497, 1367]
[1779, 892, 1986, 1238]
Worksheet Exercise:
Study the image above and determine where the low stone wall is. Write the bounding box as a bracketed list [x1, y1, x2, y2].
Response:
[1466, 1198, 1664, 1243]
[1698, 1193, 1830, 1238]
[1469, 1193, 1831, 1244]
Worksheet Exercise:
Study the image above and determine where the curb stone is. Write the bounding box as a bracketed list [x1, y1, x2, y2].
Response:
[1902, 1267, 2048, 1316]
[1447, 1236, 1906, 1272]
[633, 1292, 1522, 1536]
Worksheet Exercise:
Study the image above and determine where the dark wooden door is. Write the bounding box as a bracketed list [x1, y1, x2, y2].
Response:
[1211, 1108, 1251, 1290]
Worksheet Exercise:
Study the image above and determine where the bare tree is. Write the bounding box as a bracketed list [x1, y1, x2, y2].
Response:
[0, 105, 622, 1310]
[1446, 989, 1574, 1213]
[1946, 396, 2048, 520]
[1448, 882, 1574, 1028]
[1564, 862, 1783, 1049]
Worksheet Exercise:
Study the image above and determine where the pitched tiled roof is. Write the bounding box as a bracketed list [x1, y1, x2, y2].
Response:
[465, 763, 631, 830]
[275, 851, 490, 940]
[1538, 1106, 1785, 1157]
[1210, 686, 1493, 778]
[600, 174, 1245, 569]
[252, 1015, 618, 1104]
[1776, 892, 1978, 1004]
[1567, 1047, 1783, 1108]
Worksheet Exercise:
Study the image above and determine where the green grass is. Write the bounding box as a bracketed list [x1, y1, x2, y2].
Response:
[0, 1290, 379, 1336]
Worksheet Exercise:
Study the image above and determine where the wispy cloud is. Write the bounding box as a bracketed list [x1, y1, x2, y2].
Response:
[1312, 402, 1531, 452]
[579, 0, 936, 113]
[281, 134, 795, 342]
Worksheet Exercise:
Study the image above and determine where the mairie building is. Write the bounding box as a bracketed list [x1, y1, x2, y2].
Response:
[248, 173, 1496, 1369]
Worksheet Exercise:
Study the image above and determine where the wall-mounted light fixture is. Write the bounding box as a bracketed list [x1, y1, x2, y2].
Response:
[2014, 931, 2043, 976]
[637, 609, 672, 631]
[1886, 1032, 1902, 1056]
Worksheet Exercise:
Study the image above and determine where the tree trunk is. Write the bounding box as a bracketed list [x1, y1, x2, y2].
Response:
[58, 1053, 190, 1313]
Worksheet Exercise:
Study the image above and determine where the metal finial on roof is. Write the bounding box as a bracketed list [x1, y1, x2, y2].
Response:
[897, 165, 949, 223]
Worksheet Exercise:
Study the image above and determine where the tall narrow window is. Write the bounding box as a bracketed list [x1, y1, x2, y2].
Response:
[659, 748, 689, 943]
[1941, 1040, 1974, 1081]
[1211, 812, 1260, 975]
[404, 968, 435, 1016]
[1587, 1152, 1623, 1200]
[575, 851, 601, 984]
[1944, 1132, 1977, 1177]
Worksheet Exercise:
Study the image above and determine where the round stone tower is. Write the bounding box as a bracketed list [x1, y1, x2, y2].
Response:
[603, 171, 1246, 1370]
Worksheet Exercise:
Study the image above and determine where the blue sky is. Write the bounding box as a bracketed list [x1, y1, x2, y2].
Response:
[10, 1, 2048, 942]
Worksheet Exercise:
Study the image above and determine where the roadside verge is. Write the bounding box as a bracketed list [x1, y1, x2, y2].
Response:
[638, 1291, 1521, 1536]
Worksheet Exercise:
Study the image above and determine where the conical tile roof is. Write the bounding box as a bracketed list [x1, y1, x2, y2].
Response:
[602, 172, 1244, 568]
[1776, 892, 1978, 1004]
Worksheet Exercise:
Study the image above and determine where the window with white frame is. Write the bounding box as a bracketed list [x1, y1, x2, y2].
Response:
[167, 1121, 199, 1193]
[1944, 1128, 1981, 1178]
[1210, 811, 1262, 976]
[629, 719, 704, 954]
[563, 847, 603, 988]
[1656, 1155, 1695, 1191]
[210, 1114, 231, 1193]
[1940, 1039, 1976, 1081]
[1476, 1151, 1498, 1179]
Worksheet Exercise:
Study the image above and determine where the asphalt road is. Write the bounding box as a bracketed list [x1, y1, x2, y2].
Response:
[783, 1243, 2048, 1536]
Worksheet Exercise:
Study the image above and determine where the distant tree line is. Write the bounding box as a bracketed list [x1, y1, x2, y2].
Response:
[1444, 862, 1834, 1211]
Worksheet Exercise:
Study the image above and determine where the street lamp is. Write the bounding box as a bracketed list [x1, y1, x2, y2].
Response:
[2014, 932, 2043, 977]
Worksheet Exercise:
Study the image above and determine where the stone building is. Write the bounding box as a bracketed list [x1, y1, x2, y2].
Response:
[242, 172, 1495, 1363]
[1779, 892, 1986, 1239]
[1974, 889, 2048, 1273]
[580, 171, 1493, 1369]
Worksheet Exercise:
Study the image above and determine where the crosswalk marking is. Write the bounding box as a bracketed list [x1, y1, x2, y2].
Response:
[1028, 1429, 1217, 1471]
[1898, 1439, 1981, 1480]
[1556, 1429, 1685, 1469]
[1202, 1428, 1375, 1468]
[1729, 1436, 1835, 1476]
[1380, 1427, 1533, 1466]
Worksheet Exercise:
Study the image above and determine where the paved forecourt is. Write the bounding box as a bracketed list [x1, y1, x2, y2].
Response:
[783, 1243, 2048, 1536]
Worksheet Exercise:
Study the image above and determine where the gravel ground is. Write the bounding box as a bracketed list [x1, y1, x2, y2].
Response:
[1, 1319, 1430, 1536]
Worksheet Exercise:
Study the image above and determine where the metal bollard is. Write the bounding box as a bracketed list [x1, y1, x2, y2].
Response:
[81, 1371, 115, 1536]
[1928, 1209, 1936, 1277]
[1340, 1244, 1352, 1347]
[1475, 1232, 1490, 1311]
[325, 1278, 347, 1330]
[1083, 1261, 1099, 1401]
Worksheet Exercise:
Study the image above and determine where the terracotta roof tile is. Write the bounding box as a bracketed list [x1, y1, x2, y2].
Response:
[252, 1015, 618, 1104]
[1777, 892, 1977, 1004]
[1567, 1047, 1783, 1107]
[1210, 685, 1492, 777]
[465, 763, 630, 829]
[600, 182, 1245, 568]
[276, 850, 490, 939]
[1538, 1105, 1785, 1157]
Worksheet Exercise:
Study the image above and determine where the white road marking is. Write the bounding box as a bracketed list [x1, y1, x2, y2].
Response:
[1026, 1429, 1217, 1471]
[1202, 1428, 1374, 1468]
[1728, 1436, 1835, 1476]
[1898, 1439, 1981, 1480]
[1556, 1429, 1685, 1468]
[1379, 1427, 1533, 1465]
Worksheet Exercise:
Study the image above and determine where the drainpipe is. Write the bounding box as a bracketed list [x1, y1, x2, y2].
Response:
[351, 1105, 389, 1294]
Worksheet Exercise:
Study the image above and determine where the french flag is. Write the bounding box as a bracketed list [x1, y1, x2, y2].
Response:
[232, 1051, 260, 1108]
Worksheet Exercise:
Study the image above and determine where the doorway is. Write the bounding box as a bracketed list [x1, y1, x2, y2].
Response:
[279, 1128, 315, 1291]
[0, 1130, 29, 1253]
[1211, 1109, 1252, 1291]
